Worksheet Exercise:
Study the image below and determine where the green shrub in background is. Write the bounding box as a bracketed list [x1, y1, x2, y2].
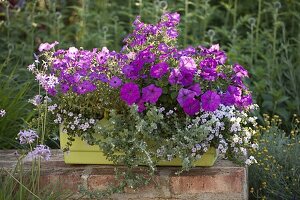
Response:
[0, 0, 299, 148]
[249, 114, 300, 200]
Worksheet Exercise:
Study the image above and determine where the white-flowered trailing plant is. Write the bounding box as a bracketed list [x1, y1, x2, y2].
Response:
[29, 12, 259, 197]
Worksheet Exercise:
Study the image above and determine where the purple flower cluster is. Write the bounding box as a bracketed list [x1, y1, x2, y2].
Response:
[35, 12, 253, 116]
[18, 129, 39, 144]
[26, 145, 51, 161]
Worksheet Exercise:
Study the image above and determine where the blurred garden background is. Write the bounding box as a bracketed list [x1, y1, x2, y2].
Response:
[0, 0, 299, 199]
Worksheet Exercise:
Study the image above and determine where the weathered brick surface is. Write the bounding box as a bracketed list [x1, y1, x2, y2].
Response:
[0, 150, 248, 200]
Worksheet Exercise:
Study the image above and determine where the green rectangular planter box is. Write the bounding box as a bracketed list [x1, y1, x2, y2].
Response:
[60, 123, 218, 166]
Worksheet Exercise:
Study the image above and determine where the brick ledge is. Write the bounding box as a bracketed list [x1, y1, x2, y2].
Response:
[0, 150, 248, 200]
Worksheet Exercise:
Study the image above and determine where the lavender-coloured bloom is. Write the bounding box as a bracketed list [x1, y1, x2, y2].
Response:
[138, 48, 155, 64]
[38, 41, 59, 52]
[177, 88, 197, 107]
[26, 145, 51, 161]
[201, 90, 221, 112]
[150, 62, 169, 78]
[166, 28, 179, 39]
[188, 83, 201, 96]
[180, 71, 194, 86]
[161, 12, 180, 27]
[233, 64, 248, 78]
[47, 87, 57, 96]
[28, 95, 43, 106]
[158, 43, 169, 53]
[182, 98, 200, 116]
[200, 58, 217, 69]
[109, 76, 122, 88]
[142, 84, 162, 104]
[200, 67, 218, 81]
[74, 80, 97, 94]
[99, 73, 109, 82]
[18, 129, 38, 144]
[239, 94, 252, 108]
[168, 68, 182, 85]
[137, 98, 146, 112]
[96, 52, 108, 65]
[179, 56, 197, 74]
[221, 85, 242, 106]
[120, 82, 140, 105]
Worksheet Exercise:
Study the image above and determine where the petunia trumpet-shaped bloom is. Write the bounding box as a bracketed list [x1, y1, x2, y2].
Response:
[142, 84, 162, 104]
[120, 82, 140, 105]
[177, 88, 197, 107]
[201, 90, 221, 112]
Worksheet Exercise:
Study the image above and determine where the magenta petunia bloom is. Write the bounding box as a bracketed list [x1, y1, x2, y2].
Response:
[166, 28, 179, 38]
[188, 83, 201, 96]
[74, 80, 96, 95]
[168, 68, 182, 85]
[182, 98, 200, 116]
[233, 64, 248, 78]
[179, 56, 197, 74]
[221, 85, 242, 106]
[136, 98, 146, 112]
[177, 88, 197, 107]
[150, 62, 169, 78]
[109, 76, 122, 88]
[239, 94, 252, 108]
[142, 84, 162, 104]
[120, 82, 140, 105]
[201, 90, 221, 112]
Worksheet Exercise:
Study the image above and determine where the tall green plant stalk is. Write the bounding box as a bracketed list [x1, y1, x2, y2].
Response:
[255, 0, 262, 61]
[184, 0, 189, 47]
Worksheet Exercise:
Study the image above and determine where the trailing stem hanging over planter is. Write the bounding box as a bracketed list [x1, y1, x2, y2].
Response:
[28, 12, 259, 197]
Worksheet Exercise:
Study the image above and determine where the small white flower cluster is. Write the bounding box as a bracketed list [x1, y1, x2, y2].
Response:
[245, 156, 257, 165]
[0, 109, 6, 117]
[187, 104, 259, 161]
[53, 108, 96, 133]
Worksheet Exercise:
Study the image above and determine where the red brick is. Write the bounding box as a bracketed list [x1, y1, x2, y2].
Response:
[87, 174, 116, 190]
[39, 172, 82, 192]
[169, 168, 245, 195]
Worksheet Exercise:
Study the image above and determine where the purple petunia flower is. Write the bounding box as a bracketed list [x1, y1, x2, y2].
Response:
[158, 43, 169, 53]
[168, 68, 182, 85]
[239, 94, 252, 108]
[120, 82, 140, 105]
[201, 90, 221, 112]
[166, 28, 179, 39]
[177, 88, 197, 107]
[179, 56, 197, 74]
[221, 85, 242, 106]
[26, 145, 51, 161]
[180, 71, 194, 86]
[18, 129, 38, 144]
[74, 80, 97, 94]
[188, 83, 201, 96]
[136, 98, 146, 112]
[150, 62, 169, 78]
[182, 98, 200, 116]
[142, 84, 163, 104]
[233, 64, 248, 78]
[138, 48, 155, 64]
[99, 73, 109, 82]
[109, 76, 122, 88]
